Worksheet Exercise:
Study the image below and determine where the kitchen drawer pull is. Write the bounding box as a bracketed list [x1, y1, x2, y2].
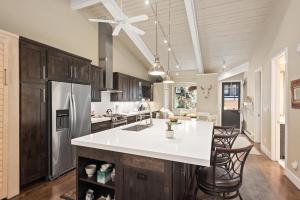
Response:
[42, 65, 46, 80]
[137, 173, 147, 181]
[43, 88, 46, 103]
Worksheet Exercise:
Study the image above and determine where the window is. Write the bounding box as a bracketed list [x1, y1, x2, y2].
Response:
[223, 82, 240, 110]
[174, 85, 197, 109]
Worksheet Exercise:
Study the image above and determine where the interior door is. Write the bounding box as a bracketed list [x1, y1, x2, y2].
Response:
[222, 82, 241, 128]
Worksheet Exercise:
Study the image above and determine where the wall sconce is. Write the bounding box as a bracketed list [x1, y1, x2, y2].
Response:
[200, 85, 212, 99]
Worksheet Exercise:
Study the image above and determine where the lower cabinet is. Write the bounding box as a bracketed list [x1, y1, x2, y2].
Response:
[76, 147, 182, 200]
[122, 166, 166, 200]
[20, 83, 48, 186]
[91, 121, 112, 133]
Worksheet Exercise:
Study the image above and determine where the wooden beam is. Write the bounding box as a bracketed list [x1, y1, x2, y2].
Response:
[218, 62, 249, 81]
[184, 0, 204, 73]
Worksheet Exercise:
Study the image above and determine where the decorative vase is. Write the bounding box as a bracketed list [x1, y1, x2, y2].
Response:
[166, 130, 174, 139]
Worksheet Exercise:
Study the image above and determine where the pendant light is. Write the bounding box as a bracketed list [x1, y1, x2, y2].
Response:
[149, 0, 166, 76]
[163, 0, 174, 84]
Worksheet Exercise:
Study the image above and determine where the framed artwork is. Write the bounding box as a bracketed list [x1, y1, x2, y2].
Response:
[291, 79, 300, 109]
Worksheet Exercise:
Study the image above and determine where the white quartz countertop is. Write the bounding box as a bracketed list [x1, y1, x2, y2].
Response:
[120, 110, 159, 117]
[72, 119, 213, 166]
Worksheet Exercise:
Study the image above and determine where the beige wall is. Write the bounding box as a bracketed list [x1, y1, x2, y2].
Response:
[113, 38, 150, 81]
[0, 0, 99, 64]
[170, 72, 219, 115]
[246, 0, 300, 181]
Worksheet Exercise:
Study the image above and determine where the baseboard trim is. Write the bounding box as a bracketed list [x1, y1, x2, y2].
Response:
[243, 129, 254, 141]
[285, 168, 300, 190]
[261, 144, 271, 159]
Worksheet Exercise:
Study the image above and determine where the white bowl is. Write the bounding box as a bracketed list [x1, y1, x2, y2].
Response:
[85, 164, 97, 177]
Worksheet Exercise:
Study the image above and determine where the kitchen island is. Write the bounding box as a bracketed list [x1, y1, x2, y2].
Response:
[72, 119, 213, 200]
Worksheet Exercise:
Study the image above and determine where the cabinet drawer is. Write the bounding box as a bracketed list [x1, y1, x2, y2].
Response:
[120, 154, 165, 173]
[91, 121, 111, 133]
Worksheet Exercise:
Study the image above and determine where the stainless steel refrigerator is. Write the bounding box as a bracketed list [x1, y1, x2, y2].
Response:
[49, 81, 91, 179]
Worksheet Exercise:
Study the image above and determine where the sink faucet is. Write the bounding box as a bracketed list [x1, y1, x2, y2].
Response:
[137, 99, 153, 126]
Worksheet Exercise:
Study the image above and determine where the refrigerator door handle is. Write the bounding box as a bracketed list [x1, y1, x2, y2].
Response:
[72, 94, 77, 139]
[69, 94, 74, 139]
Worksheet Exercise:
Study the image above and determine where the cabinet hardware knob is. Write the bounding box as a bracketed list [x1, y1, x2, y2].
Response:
[136, 173, 147, 180]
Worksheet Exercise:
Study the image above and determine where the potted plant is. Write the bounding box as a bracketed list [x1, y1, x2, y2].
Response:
[166, 121, 174, 139]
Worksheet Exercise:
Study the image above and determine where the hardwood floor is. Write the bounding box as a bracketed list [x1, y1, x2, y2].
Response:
[11, 154, 300, 200]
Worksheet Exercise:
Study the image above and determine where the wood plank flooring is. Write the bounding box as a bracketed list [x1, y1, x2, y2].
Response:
[11, 154, 300, 200]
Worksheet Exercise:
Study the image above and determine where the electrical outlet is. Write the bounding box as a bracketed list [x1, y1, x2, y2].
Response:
[292, 161, 298, 170]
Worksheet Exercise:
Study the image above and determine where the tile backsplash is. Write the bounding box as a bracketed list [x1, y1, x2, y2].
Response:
[91, 92, 159, 115]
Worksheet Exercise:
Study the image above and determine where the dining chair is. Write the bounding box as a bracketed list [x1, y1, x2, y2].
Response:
[213, 126, 234, 136]
[195, 144, 254, 200]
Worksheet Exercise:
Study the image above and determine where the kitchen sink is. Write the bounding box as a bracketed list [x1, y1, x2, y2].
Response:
[122, 124, 150, 132]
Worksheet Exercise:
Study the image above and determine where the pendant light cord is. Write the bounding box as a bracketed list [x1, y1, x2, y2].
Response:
[155, 0, 158, 58]
[167, 0, 171, 74]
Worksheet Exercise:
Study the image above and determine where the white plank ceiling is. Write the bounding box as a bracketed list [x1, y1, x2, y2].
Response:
[81, 0, 275, 73]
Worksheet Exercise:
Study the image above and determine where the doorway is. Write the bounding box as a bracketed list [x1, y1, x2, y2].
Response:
[221, 82, 241, 129]
[271, 48, 288, 168]
[254, 69, 262, 143]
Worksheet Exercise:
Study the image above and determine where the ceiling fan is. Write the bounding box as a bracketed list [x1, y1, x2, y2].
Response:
[88, 0, 148, 36]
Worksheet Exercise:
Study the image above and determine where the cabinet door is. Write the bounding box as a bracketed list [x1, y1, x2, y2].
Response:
[73, 58, 91, 84]
[20, 40, 46, 83]
[47, 50, 72, 82]
[123, 166, 165, 200]
[20, 83, 47, 186]
[91, 66, 102, 102]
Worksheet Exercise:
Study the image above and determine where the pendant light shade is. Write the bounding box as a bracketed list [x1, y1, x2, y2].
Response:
[149, 0, 166, 76]
[163, 73, 174, 84]
[149, 56, 165, 76]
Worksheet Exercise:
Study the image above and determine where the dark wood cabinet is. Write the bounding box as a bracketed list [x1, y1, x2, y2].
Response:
[72, 57, 91, 83]
[19, 37, 92, 186]
[20, 83, 47, 186]
[47, 49, 91, 84]
[111, 73, 152, 102]
[91, 121, 112, 133]
[20, 40, 46, 84]
[122, 166, 166, 200]
[91, 65, 103, 102]
[47, 49, 72, 82]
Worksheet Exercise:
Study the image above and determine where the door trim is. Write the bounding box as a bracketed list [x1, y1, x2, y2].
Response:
[271, 48, 288, 165]
[254, 68, 263, 143]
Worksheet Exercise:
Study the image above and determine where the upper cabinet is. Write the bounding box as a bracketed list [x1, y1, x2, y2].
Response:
[91, 65, 103, 102]
[47, 49, 91, 84]
[21, 37, 91, 85]
[20, 40, 46, 84]
[111, 72, 153, 102]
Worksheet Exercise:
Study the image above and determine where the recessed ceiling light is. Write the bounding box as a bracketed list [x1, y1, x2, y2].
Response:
[154, 20, 157, 24]
[164, 39, 168, 44]
[176, 65, 179, 69]
[175, 72, 179, 76]
[168, 47, 171, 51]
[222, 65, 226, 69]
[145, 0, 150, 5]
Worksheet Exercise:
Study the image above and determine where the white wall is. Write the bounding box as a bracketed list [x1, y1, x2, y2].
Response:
[246, 0, 300, 184]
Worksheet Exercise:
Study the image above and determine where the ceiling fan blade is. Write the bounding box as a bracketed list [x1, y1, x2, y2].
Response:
[126, 24, 145, 35]
[127, 15, 149, 24]
[112, 25, 122, 36]
[88, 19, 117, 24]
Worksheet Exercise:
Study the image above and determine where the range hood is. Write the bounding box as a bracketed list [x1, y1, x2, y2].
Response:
[99, 23, 122, 93]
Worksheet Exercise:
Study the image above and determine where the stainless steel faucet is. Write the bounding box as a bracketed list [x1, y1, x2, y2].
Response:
[137, 99, 153, 126]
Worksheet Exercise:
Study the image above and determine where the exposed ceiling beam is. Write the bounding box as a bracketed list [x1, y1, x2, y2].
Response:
[184, 0, 204, 73]
[218, 62, 249, 81]
[71, 0, 101, 10]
